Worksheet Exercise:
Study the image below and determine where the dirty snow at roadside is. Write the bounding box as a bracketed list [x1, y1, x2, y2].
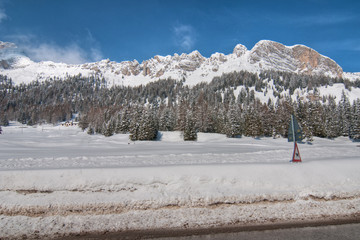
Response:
[0, 123, 360, 239]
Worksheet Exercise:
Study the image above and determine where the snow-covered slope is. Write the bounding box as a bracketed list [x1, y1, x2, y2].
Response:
[0, 40, 354, 87]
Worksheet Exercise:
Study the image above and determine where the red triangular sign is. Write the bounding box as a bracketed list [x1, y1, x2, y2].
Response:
[292, 142, 302, 162]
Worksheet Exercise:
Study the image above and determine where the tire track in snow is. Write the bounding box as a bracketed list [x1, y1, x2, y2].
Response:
[1, 191, 360, 218]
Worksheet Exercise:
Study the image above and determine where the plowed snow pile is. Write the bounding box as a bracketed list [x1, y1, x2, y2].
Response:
[0, 123, 360, 239]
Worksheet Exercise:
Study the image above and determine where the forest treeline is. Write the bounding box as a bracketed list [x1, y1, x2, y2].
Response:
[0, 70, 360, 141]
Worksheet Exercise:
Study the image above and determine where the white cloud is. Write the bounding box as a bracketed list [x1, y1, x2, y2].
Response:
[173, 24, 196, 51]
[24, 43, 89, 64]
[7, 33, 103, 64]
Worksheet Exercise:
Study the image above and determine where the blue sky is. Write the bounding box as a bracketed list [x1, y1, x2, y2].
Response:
[0, 0, 359, 72]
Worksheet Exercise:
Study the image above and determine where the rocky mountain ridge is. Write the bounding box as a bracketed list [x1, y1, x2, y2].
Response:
[0, 40, 357, 87]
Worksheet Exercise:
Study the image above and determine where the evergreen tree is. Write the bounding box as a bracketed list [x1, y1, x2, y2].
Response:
[115, 113, 123, 134]
[78, 114, 89, 131]
[175, 97, 187, 131]
[87, 125, 95, 135]
[138, 108, 158, 140]
[307, 101, 326, 138]
[237, 88, 247, 104]
[214, 106, 227, 134]
[274, 99, 292, 138]
[129, 106, 143, 141]
[294, 96, 312, 141]
[338, 91, 352, 136]
[351, 99, 360, 140]
[159, 107, 175, 131]
[244, 106, 263, 138]
[324, 97, 339, 138]
[0, 113, 9, 126]
[118, 108, 131, 134]
[260, 101, 274, 137]
[183, 109, 197, 141]
[102, 120, 115, 137]
[225, 103, 242, 138]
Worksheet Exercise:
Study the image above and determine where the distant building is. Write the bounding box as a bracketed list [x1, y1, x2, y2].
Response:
[61, 121, 78, 127]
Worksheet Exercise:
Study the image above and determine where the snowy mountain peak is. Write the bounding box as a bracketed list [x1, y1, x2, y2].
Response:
[249, 40, 343, 78]
[233, 44, 248, 57]
[0, 40, 352, 86]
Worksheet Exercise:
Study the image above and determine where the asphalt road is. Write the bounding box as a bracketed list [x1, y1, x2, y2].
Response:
[58, 218, 360, 240]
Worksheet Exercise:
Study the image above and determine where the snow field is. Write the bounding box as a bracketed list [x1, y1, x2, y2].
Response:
[0, 123, 360, 238]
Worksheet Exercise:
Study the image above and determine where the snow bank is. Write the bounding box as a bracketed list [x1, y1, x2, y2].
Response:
[1, 160, 360, 205]
[1, 160, 360, 239]
[1, 124, 360, 239]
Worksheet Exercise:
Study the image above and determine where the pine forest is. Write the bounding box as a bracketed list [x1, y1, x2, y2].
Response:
[1, 70, 360, 141]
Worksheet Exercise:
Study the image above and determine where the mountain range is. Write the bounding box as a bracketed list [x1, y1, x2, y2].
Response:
[1, 40, 359, 87]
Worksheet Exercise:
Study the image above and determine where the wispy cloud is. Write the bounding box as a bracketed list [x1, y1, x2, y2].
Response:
[305, 14, 354, 25]
[314, 39, 360, 52]
[7, 33, 103, 64]
[289, 13, 356, 26]
[85, 29, 103, 61]
[172, 24, 196, 52]
[0, 7, 7, 23]
[340, 39, 360, 51]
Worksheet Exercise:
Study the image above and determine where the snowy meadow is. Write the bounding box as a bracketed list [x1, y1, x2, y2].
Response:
[0, 123, 360, 239]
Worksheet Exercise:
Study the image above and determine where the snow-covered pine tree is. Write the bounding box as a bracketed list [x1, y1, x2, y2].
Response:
[307, 101, 326, 138]
[274, 99, 292, 138]
[244, 105, 263, 138]
[265, 99, 277, 138]
[115, 112, 123, 134]
[159, 107, 175, 131]
[194, 92, 212, 133]
[137, 108, 158, 141]
[102, 119, 115, 137]
[183, 109, 197, 141]
[294, 96, 312, 141]
[260, 100, 275, 137]
[175, 97, 187, 131]
[214, 105, 227, 134]
[117, 108, 131, 134]
[0, 113, 9, 126]
[351, 99, 360, 140]
[237, 88, 247, 105]
[87, 125, 95, 135]
[324, 97, 340, 138]
[225, 103, 242, 138]
[129, 105, 143, 141]
[337, 91, 352, 136]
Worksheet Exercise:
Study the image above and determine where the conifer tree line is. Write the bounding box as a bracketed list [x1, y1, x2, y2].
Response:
[1, 71, 360, 141]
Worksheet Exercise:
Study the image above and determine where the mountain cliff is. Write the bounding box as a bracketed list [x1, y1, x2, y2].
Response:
[0, 40, 356, 86]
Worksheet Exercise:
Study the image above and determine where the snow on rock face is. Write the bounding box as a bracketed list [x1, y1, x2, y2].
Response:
[292, 44, 343, 78]
[0, 39, 348, 86]
[233, 44, 248, 57]
[249, 40, 343, 78]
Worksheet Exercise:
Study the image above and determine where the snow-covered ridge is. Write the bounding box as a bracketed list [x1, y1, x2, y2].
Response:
[0, 40, 354, 87]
